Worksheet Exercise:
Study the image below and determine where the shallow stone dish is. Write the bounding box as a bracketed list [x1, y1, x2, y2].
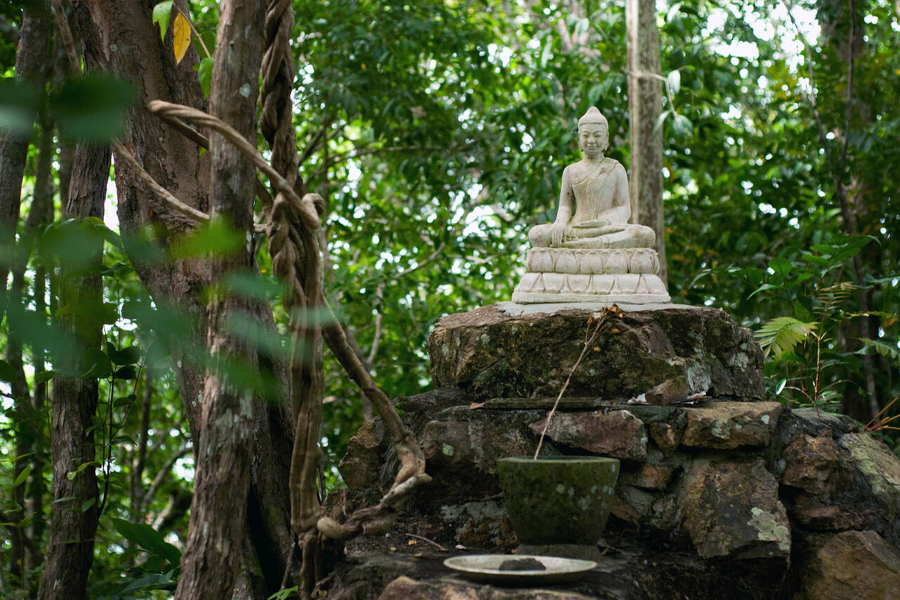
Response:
[443, 555, 597, 586]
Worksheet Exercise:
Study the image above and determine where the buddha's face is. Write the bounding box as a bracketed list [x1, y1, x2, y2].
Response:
[579, 123, 608, 158]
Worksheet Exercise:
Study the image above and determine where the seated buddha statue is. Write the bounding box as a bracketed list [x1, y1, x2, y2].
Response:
[528, 107, 656, 250]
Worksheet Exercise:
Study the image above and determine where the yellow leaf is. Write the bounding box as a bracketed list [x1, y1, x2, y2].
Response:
[173, 11, 191, 65]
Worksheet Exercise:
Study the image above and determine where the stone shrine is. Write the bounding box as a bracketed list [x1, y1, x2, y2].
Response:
[316, 108, 900, 600]
[513, 107, 670, 304]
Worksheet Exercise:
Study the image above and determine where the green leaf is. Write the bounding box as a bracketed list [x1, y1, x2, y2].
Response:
[0, 78, 40, 136]
[169, 219, 245, 260]
[268, 587, 299, 600]
[755, 317, 817, 358]
[107, 343, 142, 366]
[81, 347, 112, 379]
[801, 252, 831, 267]
[114, 394, 138, 408]
[112, 518, 182, 566]
[779, 351, 805, 363]
[81, 497, 96, 512]
[93, 223, 124, 249]
[768, 257, 792, 277]
[195, 57, 214, 98]
[672, 114, 693, 137]
[152, 1, 175, 42]
[120, 573, 174, 594]
[748, 283, 780, 299]
[809, 244, 835, 256]
[115, 366, 139, 380]
[34, 370, 56, 384]
[0, 359, 17, 383]
[652, 110, 671, 134]
[219, 272, 281, 301]
[794, 300, 813, 322]
[66, 460, 99, 480]
[858, 338, 900, 363]
[50, 74, 135, 143]
[667, 69, 681, 95]
[14, 464, 31, 488]
[775, 379, 787, 395]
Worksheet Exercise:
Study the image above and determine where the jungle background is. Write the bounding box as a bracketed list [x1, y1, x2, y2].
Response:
[0, 0, 897, 598]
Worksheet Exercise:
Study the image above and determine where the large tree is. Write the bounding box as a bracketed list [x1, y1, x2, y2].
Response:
[1, 0, 898, 598]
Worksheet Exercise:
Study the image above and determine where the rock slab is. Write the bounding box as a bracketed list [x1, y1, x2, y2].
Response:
[428, 304, 764, 402]
[680, 457, 791, 561]
[798, 530, 900, 600]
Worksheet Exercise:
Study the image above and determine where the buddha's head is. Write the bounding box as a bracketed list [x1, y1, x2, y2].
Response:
[578, 107, 609, 158]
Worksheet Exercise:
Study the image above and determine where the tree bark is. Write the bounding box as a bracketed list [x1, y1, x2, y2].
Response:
[25, 110, 55, 572]
[8, 108, 56, 588]
[82, 0, 211, 445]
[626, 0, 667, 286]
[173, 2, 266, 599]
[7, 268, 33, 586]
[0, 3, 51, 588]
[78, 2, 296, 596]
[815, 0, 880, 421]
[37, 141, 110, 600]
[0, 1, 51, 312]
[131, 366, 152, 519]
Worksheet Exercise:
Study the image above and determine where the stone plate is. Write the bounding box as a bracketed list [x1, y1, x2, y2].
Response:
[443, 555, 597, 586]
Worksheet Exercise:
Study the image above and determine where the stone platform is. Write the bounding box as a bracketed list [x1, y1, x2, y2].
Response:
[322, 303, 900, 600]
[512, 248, 670, 304]
[428, 303, 763, 402]
[329, 391, 900, 600]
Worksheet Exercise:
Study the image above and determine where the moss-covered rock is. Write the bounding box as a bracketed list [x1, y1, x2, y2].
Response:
[529, 410, 648, 461]
[680, 456, 791, 561]
[796, 530, 900, 600]
[681, 401, 783, 449]
[428, 305, 764, 402]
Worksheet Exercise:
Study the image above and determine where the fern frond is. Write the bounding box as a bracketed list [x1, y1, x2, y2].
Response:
[755, 317, 817, 358]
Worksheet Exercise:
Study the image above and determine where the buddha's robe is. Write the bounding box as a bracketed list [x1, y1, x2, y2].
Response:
[529, 158, 655, 249]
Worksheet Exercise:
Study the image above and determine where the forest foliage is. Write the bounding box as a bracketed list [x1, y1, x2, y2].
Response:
[0, 0, 898, 597]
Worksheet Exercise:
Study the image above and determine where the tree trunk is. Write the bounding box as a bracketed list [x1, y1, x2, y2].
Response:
[37, 141, 110, 600]
[173, 2, 265, 599]
[815, 0, 880, 421]
[25, 110, 55, 572]
[8, 108, 56, 590]
[0, 2, 51, 588]
[7, 269, 32, 586]
[78, 2, 296, 596]
[626, 0, 667, 287]
[0, 1, 51, 311]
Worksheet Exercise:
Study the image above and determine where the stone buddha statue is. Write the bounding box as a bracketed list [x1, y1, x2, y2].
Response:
[512, 107, 670, 304]
[528, 107, 656, 250]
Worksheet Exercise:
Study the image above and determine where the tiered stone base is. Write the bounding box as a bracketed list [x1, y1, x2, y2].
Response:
[512, 248, 671, 304]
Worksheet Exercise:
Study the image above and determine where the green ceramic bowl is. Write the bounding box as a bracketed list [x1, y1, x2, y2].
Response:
[497, 456, 619, 546]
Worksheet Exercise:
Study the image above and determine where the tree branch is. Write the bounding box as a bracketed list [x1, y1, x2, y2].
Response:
[140, 445, 193, 515]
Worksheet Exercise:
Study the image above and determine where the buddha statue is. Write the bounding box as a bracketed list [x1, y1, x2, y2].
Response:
[528, 107, 656, 250]
[512, 107, 670, 304]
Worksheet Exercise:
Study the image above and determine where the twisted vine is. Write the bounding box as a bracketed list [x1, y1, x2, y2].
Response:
[139, 5, 429, 593]
[257, 0, 429, 595]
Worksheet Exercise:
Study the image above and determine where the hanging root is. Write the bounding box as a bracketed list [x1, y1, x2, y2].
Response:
[316, 471, 432, 541]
